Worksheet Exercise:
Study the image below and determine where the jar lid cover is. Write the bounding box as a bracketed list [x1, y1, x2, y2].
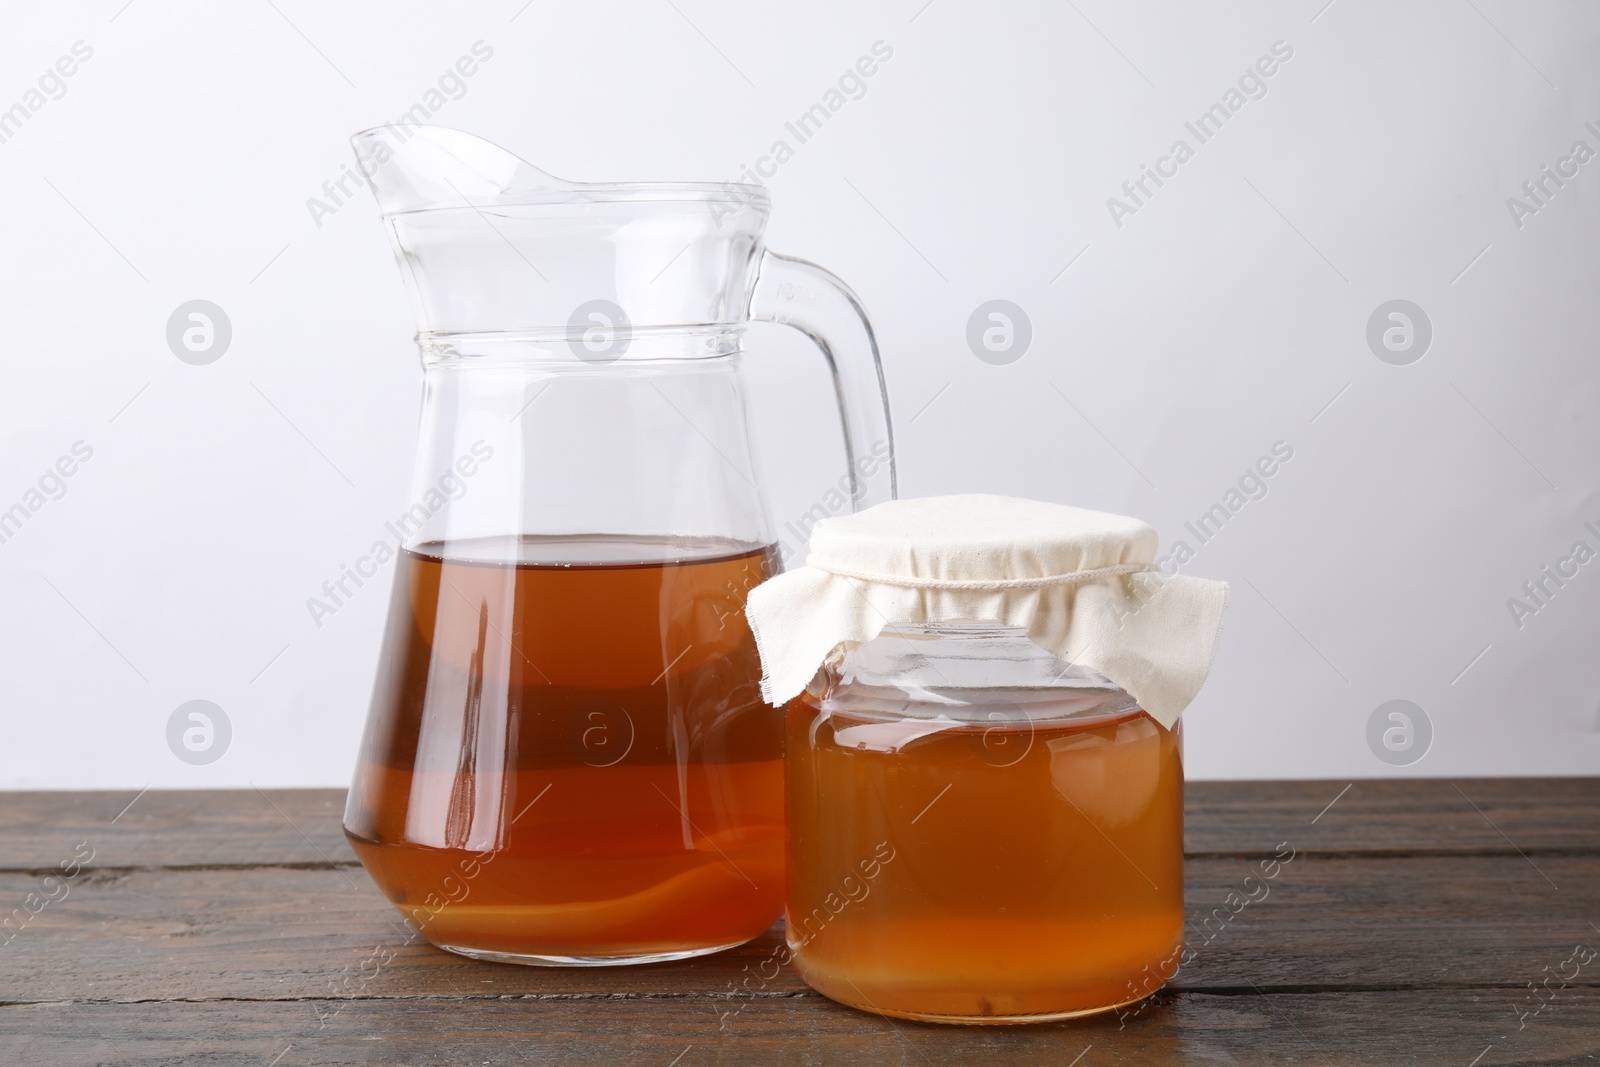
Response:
[745, 494, 1229, 728]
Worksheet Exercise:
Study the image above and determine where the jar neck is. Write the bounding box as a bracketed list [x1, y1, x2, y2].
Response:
[813, 620, 1145, 725]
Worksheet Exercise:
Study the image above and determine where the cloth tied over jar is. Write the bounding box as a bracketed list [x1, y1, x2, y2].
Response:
[745, 494, 1229, 728]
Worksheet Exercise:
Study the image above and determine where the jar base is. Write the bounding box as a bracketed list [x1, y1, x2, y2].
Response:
[816, 986, 1160, 1026]
[434, 936, 755, 968]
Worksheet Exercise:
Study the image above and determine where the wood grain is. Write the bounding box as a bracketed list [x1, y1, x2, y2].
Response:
[3, 990, 1595, 1067]
[1184, 776, 1600, 856]
[0, 788, 353, 870]
[2, 854, 1594, 1003]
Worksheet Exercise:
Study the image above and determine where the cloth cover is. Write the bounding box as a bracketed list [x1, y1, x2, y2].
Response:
[745, 494, 1228, 728]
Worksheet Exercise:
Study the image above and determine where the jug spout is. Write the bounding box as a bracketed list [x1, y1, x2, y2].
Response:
[352, 125, 575, 217]
[351, 125, 771, 344]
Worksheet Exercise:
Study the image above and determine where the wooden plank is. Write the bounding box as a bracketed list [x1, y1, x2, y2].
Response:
[2, 853, 1595, 1004]
[1, 779, 1592, 871]
[2, 989, 1595, 1067]
[1184, 776, 1600, 855]
[0, 788, 354, 870]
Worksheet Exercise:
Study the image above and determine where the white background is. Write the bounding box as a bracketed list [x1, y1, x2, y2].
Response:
[1, 0, 1596, 789]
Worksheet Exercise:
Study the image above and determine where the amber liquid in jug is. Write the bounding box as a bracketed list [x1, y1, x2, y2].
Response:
[344, 534, 784, 964]
[786, 697, 1184, 1022]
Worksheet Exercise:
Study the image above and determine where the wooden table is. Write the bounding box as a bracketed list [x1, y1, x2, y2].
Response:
[3, 779, 1596, 1065]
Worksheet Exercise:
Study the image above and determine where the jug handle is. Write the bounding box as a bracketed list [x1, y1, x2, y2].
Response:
[748, 251, 897, 509]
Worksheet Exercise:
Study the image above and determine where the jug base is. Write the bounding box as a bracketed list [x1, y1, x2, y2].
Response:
[435, 937, 755, 968]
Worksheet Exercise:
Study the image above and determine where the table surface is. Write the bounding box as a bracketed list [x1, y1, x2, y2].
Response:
[3, 778, 1597, 1066]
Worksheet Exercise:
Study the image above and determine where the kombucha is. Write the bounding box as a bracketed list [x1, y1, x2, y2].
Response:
[344, 535, 784, 964]
[785, 695, 1183, 1022]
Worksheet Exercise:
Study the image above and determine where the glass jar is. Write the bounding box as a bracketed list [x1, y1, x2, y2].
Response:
[784, 621, 1184, 1024]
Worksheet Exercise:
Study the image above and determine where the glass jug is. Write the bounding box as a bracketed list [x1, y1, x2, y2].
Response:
[340, 126, 896, 966]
